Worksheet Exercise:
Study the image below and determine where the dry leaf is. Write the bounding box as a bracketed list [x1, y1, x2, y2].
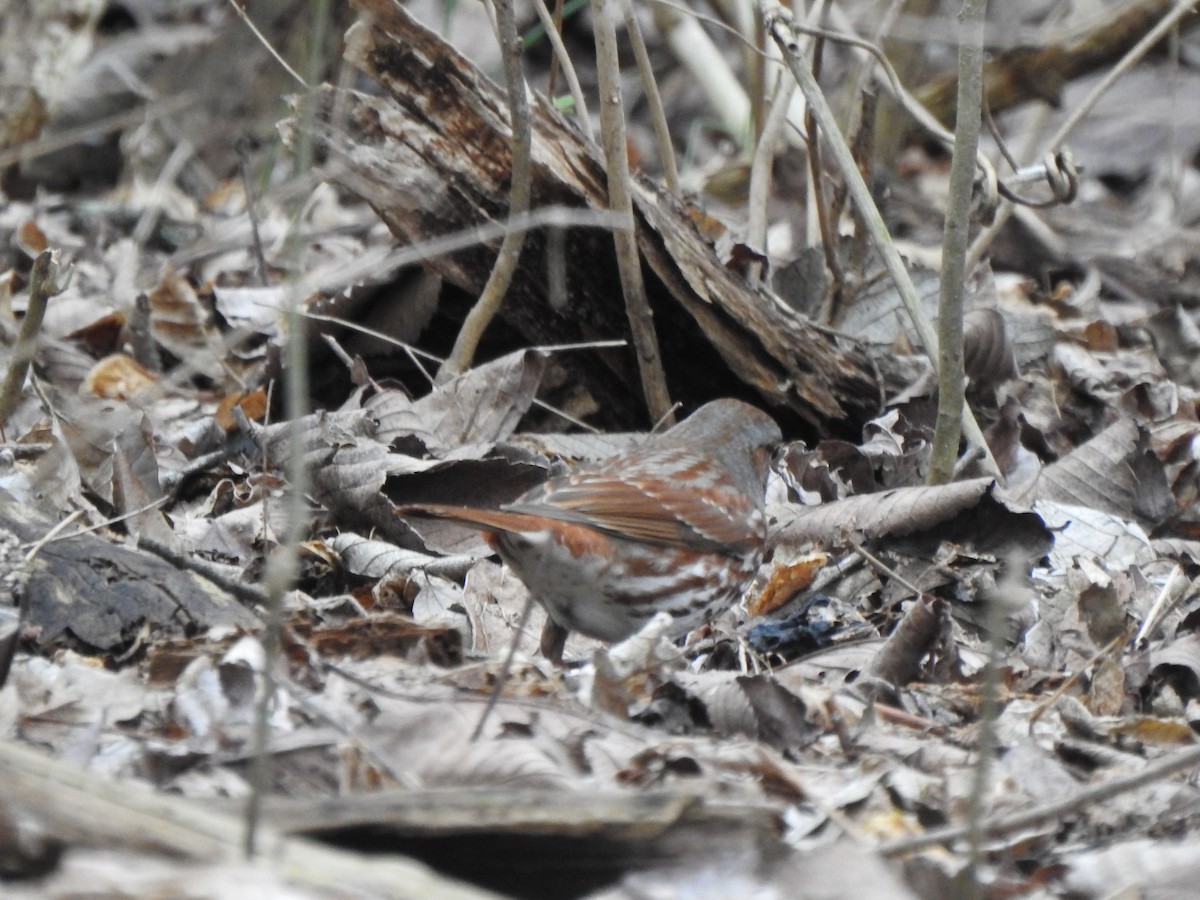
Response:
[748, 551, 829, 618]
[82, 354, 158, 400]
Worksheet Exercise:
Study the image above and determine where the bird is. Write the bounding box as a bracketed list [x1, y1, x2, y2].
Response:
[399, 398, 782, 659]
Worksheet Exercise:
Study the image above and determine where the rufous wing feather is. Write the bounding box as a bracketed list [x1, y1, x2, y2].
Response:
[397, 503, 556, 535]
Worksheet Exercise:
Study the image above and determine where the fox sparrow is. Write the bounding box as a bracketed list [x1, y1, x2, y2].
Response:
[400, 399, 781, 656]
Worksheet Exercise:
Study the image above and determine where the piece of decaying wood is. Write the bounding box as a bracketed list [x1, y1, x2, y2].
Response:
[0, 738, 504, 900]
[0, 498, 260, 649]
[290, 0, 880, 430]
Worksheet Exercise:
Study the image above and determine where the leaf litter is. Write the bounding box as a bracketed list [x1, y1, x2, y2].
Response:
[3, 1, 1200, 898]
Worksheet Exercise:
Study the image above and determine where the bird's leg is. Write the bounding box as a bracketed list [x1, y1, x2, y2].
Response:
[539, 617, 569, 665]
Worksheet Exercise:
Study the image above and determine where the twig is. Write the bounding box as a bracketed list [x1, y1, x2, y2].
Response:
[438, 0, 533, 382]
[656, 0, 1044, 216]
[226, 0, 308, 88]
[851, 0, 934, 170]
[748, 0, 767, 142]
[132, 139, 195, 248]
[746, 74, 795, 288]
[544, 0, 567, 96]
[802, 29, 844, 316]
[850, 539, 923, 596]
[1027, 631, 1129, 727]
[22, 510, 85, 561]
[832, 86, 877, 323]
[620, 0, 679, 190]
[593, 0, 674, 423]
[652, 0, 751, 146]
[928, 0, 986, 486]
[137, 536, 270, 612]
[967, 0, 1198, 267]
[530, 0, 594, 142]
[762, 1, 1000, 480]
[1134, 565, 1191, 648]
[964, 104, 1053, 270]
[964, 521, 1007, 898]
[244, 0, 331, 857]
[294, 207, 623, 301]
[0, 251, 60, 425]
[236, 137, 271, 286]
[304, 309, 619, 431]
[470, 595, 536, 742]
[653, 1, 952, 151]
[880, 740, 1200, 857]
[916, 0, 1198, 126]
[21, 499, 211, 561]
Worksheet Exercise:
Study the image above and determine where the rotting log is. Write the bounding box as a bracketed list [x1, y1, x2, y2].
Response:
[292, 0, 881, 432]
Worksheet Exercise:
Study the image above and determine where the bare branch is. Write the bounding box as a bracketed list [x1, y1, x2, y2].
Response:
[439, 0, 534, 381]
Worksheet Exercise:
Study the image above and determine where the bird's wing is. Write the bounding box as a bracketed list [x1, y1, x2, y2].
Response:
[397, 504, 553, 536]
[511, 448, 762, 551]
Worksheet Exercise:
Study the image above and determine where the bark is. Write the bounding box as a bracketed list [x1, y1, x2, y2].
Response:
[292, 0, 880, 432]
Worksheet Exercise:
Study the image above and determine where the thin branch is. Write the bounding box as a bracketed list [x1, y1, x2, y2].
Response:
[236, 138, 271, 286]
[132, 139, 195, 248]
[746, 74, 795, 288]
[1027, 631, 1129, 727]
[841, 0, 913, 116]
[652, 0, 751, 146]
[137, 536, 270, 612]
[968, 0, 1198, 268]
[620, 0, 679, 190]
[530, 0, 594, 142]
[762, 1, 1000, 479]
[653, 0, 1039, 215]
[545, 0, 567, 96]
[928, 0, 987, 486]
[306, 309, 618, 431]
[880, 740, 1200, 857]
[964, 508, 1004, 900]
[593, 0, 674, 423]
[470, 595, 536, 742]
[0, 251, 60, 425]
[244, 0, 332, 857]
[654, 0, 955, 150]
[303, 207, 623, 298]
[438, 0, 534, 381]
[828, 85, 876, 324]
[225, 0, 308, 87]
